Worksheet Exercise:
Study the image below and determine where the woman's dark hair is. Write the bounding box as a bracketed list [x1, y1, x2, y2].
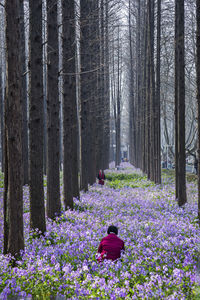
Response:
[107, 225, 118, 235]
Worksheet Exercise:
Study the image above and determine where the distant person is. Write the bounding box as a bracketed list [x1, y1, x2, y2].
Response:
[97, 169, 105, 185]
[97, 225, 125, 262]
[194, 156, 198, 175]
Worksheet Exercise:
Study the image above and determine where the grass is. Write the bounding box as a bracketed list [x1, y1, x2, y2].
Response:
[162, 168, 198, 183]
[106, 172, 155, 189]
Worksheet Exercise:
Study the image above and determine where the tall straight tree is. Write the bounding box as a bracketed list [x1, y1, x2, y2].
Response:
[0, 6, 4, 173]
[128, 0, 135, 167]
[4, 0, 24, 256]
[175, 0, 187, 206]
[196, 0, 200, 223]
[136, 0, 141, 169]
[104, 0, 110, 170]
[61, 0, 79, 209]
[148, 0, 156, 182]
[20, 0, 29, 185]
[95, 0, 104, 174]
[80, 0, 91, 191]
[88, 0, 98, 184]
[141, 0, 147, 174]
[115, 25, 121, 167]
[155, 0, 161, 184]
[0, 54, 3, 173]
[29, 0, 46, 233]
[145, 5, 151, 179]
[100, 0, 106, 169]
[46, 0, 61, 218]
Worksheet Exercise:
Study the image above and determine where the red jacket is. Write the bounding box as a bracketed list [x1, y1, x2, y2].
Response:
[98, 171, 105, 185]
[98, 233, 125, 261]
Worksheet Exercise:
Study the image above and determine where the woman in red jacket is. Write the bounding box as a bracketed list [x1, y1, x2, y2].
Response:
[97, 169, 106, 185]
[97, 225, 125, 262]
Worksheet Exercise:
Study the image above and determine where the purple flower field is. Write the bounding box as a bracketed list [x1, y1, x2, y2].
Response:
[0, 163, 200, 299]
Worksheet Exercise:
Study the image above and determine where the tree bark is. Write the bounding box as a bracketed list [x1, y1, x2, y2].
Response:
[46, 0, 61, 218]
[29, 0, 46, 233]
[4, 0, 24, 256]
[116, 25, 121, 167]
[80, 0, 92, 191]
[155, 0, 161, 184]
[62, 0, 79, 209]
[196, 0, 200, 222]
[128, 0, 135, 166]
[175, 0, 179, 199]
[175, 0, 187, 206]
[104, 0, 110, 169]
[20, 0, 29, 185]
[0, 58, 3, 173]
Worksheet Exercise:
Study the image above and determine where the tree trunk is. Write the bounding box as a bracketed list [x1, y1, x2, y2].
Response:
[146, 3, 151, 179]
[196, 0, 200, 222]
[0, 60, 3, 173]
[62, 0, 79, 209]
[155, 0, 161, 184]
[136, 0, 141, 169]
[128, 0, 135, 166]
[80, 0, 92, 191]
[0, 5, 5, 173]
[42, 5, 47, 176]
[96, 0, 105, 172]
[175, 0, 187, 206]
[4, 0, 24, 257]
[20, 0, 29, 186]
[3, 123, 8, 254]
[88, 0, 99, 184]
[116, 26, 121, 167]
[175, 0, 179, 199]
[46, 0, 61, 218]
[104, 0, 110, 169]
[141, 1, 147, 173]
[29, 0, 46, 233]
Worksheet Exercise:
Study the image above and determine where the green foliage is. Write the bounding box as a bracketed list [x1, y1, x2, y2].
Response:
[161, 168, 198, 183]
[187, 173, 198, 183]
[0, 171, 3, 188]
[106, 172, 155, 189]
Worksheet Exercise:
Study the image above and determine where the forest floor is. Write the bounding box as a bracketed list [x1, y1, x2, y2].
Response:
[0, 162, 200, 299]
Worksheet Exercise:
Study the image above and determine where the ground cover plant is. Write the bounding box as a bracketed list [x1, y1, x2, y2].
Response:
[0, 163, 200, 299]
[105, 172, 155, 189]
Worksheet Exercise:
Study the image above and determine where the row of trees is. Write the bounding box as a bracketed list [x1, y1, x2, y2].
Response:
[2, 0, 200, 257]
[1, 0, 115, 257]
[127, 0, 200, 210]
[128, 0, 161, 185]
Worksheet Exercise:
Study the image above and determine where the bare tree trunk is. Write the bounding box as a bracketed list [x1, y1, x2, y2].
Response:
[104, 0, 110, 169]
[3, 123, 8, 254]
[0, 4, 5, 173]
[29, 0, 46, 233]
[196, 0, 200, 222]
[88, 0, 99, 184]
[136, 0, 141, 168]
[62, 0, 79, 209]
[4, 0, 24, 257]
[80, 0, 92, 191]
[128, 0, 134, 166]
[141, 1, 147, 173]
[116, 25, 121, 166]
[155, 0, 161, 184]
[146, 3, 151, 179]
[20, 0, 29, 186]
[175, 0, 179, 199]
[42, 3, 47, 176]
[175, 0, 187, 206]
[0, 61, 3, 173]
[46, 0, 61, 218]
